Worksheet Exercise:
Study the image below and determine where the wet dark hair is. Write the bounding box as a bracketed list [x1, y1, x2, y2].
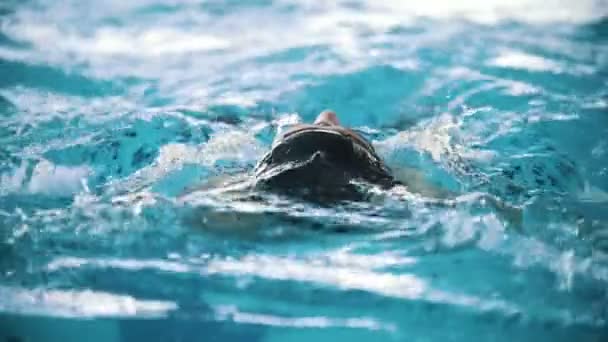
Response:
[254, 127, 395, 202]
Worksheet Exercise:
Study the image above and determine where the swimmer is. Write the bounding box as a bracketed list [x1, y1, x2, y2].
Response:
[181, 110, 521, 230]
[188, 110, 483, 201]
[253, 110, 396, 202]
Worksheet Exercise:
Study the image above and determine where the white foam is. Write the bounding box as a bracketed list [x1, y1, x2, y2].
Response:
[214, 305, 396, 331]
[200, 130, 264, 165]
[204, 253, 517, 314]
[46, 257, 191, 273]
[591, 141, 606, 158]
[28, 160, 91, 196]
[376, 113, 462, 163]
[0, 162, 27, 195]
[45, 254, 519, 315]
[0, 87, 138, 129]
[108, 130, 263, 196]
[489, 50, 564, 73]
[351, 0, 606, 25]
[579, 182, 608, 203]
[324, 248, 417, 270]
[14, 25, 230, 57]
[0, 286, 177, 318]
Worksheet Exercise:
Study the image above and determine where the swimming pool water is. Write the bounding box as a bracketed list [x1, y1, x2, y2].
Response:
[1, 0, 607, 341]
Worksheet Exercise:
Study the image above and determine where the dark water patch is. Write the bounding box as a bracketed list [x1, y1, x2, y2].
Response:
[0, 315, 118, 342]
[0, 59, 120, 97]
[387, 22, 429, 36]
[0, 312, 267, 342]
[0, 32, 27, 49]
[43, 116, 207, 188]
[131, 3, 181, 16]
[580, 17, 608, 43]
[0, 193, 74, 211]
[204, 104, 247, 124]
[0, 0, 23, 17]
[478, 152, 582, 201]
[0, 148, 20, 171]
[181, 102, 285, 125]
[535, 109, 608, 166]
[199, 0, 273, 16]
[121, 316, 265, 342]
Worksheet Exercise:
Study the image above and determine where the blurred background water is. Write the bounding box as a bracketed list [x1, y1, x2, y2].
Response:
[1, 0, 607, 341]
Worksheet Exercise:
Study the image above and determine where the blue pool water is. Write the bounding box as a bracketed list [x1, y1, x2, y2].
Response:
[1, 0, 608, 341]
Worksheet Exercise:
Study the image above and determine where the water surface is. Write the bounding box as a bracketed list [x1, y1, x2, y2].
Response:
[1, 1, 607, 341]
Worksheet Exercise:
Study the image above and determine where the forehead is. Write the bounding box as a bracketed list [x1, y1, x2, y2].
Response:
[315, 111, 340, 125]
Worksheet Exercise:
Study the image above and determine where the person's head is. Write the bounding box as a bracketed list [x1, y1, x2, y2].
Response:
[254, 109, 394, 202]
[314, 110, 340, 126]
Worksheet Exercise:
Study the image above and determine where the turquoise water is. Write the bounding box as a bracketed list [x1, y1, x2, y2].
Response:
[1, 0, 608, 341]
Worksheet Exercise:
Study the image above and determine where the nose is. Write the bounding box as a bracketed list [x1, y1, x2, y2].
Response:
[314, 110, 340, 126]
